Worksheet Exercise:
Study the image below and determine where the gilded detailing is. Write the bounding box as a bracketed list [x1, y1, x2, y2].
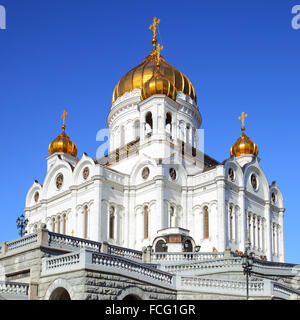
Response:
[230, 112, 258, 157]
[141, 43, 177, 101]
[48, 110, 78, 157]
[112, 50, 197, 104]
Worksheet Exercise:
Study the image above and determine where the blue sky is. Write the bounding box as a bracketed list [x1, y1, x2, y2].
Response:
[0, 0, 299, 263]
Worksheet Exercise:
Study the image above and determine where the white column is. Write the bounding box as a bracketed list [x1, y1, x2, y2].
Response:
[94, 176, 103, 242]
[128, 190, 136, 248]
[155, 169, 165, 229]
[216, 167, 226, 252]
[264, 201, 272, 261]
[278, 210, 285, 262]
[233, 207, 236, 242]
[252, 215, 256, 249]
[123, 186, 129, 247]
[238, 188, 246, 251]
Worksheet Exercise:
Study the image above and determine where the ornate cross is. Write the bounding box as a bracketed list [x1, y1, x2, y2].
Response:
[149, 17, 160, 39]
[61, 110, 67, 130]
[156, 43, 163, 64]
[238, 112, 247, 130]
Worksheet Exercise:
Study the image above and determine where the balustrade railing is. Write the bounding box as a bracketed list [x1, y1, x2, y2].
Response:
[6, 233, 38, 252]
[152, 252, 224, 263]
[107, 244, 143, 262]
[45, 251, 81, 270]
[0, 281, 29, 297]
[273, 282, 300, 299]
[164, 257, 242, 273]
[92, 252, 174, 286]
[180, 276, 265, 294]
[48, 232, 101, 252]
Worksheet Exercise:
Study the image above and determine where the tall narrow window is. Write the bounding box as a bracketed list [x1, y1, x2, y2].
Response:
[63, 214, 66, 235]
[109, 206, 115, 239]
[57, 216, 61, 234]
[203, 206, 209, 239]
[134, 120, 140, 139]
[84, 206, 88, 239]
[257, 217, 261, 250]
[52, 218, 56, 232]
[166, 112, 172, 136]
[145, 112, 153, 136]
[144, 206, 149, 239]
[229, 205, 233, 240]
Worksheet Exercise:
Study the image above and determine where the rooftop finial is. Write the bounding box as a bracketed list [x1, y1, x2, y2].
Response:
[149, 17, 160, 50]
[61, 109, 68, 131]
[155, 43, 163, 71]
[238, 111, 248, 132]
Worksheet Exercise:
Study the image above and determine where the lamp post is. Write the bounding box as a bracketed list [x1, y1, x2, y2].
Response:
[242, 246, 254, 300]
[16, 214, 28, 237]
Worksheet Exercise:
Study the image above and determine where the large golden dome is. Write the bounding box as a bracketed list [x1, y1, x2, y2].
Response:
[112, 49, 197, 104]
[48, 110, 78, 158]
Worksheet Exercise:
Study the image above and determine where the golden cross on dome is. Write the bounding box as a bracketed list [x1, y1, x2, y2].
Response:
[149, 17, 160, 38]
[149, 17, 160, 49]
[61, 110, 67, 131]
[238, 112, 248, 131]
[156, 43, 163, 64]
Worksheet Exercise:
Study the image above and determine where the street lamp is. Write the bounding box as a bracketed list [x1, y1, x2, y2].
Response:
[16, 214, 28, 237]
[242, 248, 254, 300]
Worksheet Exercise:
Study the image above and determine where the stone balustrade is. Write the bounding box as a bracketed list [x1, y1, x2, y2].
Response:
[107, 244, 143, 262]
[152, 252, 224, 263]
[164, 257, 242, 274]
[45, 252, 81, 270]
[0, 281, 29, 298]
[272, 282, 300, 300]
[179, 276, 266, 297]
[42, 248, 175, 289]
[6, 233, 38, 253]
[91, 251, 174, 287]
[48, 232, 101, 252]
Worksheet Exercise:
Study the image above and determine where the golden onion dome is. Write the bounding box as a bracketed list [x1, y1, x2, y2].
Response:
[230, 112, 258, 157]
[48, 110, 78, 158]
[141, 69, 177, 101]
[141, 44, 177, 101]
[112, 49, 197, 104]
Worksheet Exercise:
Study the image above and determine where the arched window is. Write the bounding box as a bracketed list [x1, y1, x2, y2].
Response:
[229, 205, 233, 240]
[166, 112, 172, 135]
[63, 214, 66, 235]
[203, 206, 209, 239]
[109, 206, 115, 239]
[155, 240, 167, 252]
[84, 206, 88, 239]
[57, 216, 61, 234]
[52, 218, 56, 232]
[144, 206, 149, 239]
[145, 112, 153, 135]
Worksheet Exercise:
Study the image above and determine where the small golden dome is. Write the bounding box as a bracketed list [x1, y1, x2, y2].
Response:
[230, 131, 259, 157]
[48, 110, 78, 158]
[141, 64, 177, 101]
[230, 112, 258, 157]
[112, 50, 197, 104]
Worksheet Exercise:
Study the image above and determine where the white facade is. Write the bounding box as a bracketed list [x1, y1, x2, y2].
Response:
[25, 85, 285, 262]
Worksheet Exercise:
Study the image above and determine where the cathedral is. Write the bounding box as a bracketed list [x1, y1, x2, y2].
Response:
[25, 18, 284, 262]
[0, 18, 298, 301]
